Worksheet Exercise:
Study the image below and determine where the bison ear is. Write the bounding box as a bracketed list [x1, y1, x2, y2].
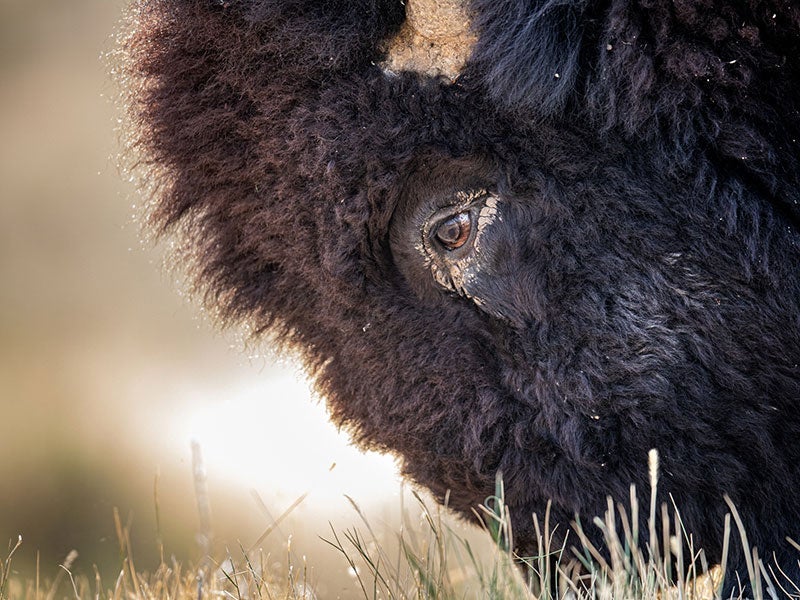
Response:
[467, 0, 590, 116]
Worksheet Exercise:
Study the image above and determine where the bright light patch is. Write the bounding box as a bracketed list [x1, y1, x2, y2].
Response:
[171, 367, 402, 505]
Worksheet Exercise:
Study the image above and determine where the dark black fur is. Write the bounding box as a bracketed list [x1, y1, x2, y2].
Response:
[124, 0, 800, 592]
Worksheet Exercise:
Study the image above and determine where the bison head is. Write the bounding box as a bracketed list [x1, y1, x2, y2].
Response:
[123, 0, 800, 592]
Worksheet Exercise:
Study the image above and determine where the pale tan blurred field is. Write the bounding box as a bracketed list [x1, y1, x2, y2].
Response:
[0, 2, 454, 596]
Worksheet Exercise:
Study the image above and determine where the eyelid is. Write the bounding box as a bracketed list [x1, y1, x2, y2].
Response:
[422, 191, 492, 263]
[422, 191, 489, 241]
[424, 205, 474, 252]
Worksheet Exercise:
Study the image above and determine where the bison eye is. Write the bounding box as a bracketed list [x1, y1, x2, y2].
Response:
[434, 212, 472, 250]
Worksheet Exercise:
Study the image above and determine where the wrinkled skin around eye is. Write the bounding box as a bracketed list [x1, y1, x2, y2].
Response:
[389, 159, 534, 325]
[389, 158, 496, 300]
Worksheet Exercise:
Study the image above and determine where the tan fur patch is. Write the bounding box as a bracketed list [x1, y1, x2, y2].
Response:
[382, 0, 477, 80]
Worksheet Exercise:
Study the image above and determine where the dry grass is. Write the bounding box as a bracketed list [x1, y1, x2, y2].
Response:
[2, 450, 798, 600]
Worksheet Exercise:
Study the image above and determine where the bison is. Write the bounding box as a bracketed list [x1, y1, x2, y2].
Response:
[123, 0, 800, 593]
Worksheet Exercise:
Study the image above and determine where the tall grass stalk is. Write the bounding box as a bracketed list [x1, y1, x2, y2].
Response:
[1, 536, 22, 600]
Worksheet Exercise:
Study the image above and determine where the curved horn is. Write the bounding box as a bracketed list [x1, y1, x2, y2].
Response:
[383, 0, 476, 80]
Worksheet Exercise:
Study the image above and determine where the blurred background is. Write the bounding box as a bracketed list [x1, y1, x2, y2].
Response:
[0, 1, 478, 596]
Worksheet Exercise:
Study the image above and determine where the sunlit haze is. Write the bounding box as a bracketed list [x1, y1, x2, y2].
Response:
[171, 366, 402, 505]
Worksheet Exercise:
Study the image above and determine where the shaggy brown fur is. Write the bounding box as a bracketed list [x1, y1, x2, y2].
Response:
[123, 0, 800, 593]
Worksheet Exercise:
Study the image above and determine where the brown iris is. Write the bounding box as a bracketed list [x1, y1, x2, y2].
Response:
[434, 212, 472, 250]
